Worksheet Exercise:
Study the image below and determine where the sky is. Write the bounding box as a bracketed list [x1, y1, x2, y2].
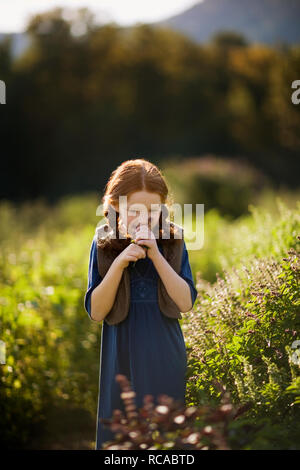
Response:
[0, 0, 201, 33]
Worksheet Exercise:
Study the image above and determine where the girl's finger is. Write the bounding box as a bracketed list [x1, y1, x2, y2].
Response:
[132, 243, 146, 252]
[136, 238, 147, 245]
[135, 227, 151, 239]
[127, 255, 138, 261]
[137, 247, 147, 257]
[136, 240, 150, 247]
[136, 232, 155, 242]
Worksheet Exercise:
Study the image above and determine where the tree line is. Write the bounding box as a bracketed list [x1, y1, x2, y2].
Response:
[0, 7, 299, 202]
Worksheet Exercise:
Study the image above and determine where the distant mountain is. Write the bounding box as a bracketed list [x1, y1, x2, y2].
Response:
[152, 0, 300, 45]
[1, 0, 300, 57]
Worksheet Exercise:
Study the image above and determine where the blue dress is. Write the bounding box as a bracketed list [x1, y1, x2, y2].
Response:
[84, 236, 198, 450]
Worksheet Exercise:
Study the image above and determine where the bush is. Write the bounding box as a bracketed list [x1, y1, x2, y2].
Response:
[0, 197, 100, 448]
[184, 235, 300, 449]
[162, 155, 270, 218]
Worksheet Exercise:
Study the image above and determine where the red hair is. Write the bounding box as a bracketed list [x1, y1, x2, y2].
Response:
[97, 158, 179, 255]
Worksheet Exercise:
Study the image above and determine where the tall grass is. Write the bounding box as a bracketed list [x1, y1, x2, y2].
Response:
[0, 192, 299, 448]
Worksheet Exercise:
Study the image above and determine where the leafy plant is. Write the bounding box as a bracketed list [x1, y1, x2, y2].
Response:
[99, 374, 252, 450]
[185, 234, 300, 449]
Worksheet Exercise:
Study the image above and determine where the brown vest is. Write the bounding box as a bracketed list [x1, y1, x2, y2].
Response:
[95, 221, 185, 326]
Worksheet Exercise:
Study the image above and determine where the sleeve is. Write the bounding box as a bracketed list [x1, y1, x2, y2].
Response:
[179, 240, 198, 308]
[84, 236, 103, 320]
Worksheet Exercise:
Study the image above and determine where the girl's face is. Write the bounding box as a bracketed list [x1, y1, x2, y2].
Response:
[117, 190, 162, 238]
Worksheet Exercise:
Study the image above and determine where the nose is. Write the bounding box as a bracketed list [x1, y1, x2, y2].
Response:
[137, 214, 148, 225]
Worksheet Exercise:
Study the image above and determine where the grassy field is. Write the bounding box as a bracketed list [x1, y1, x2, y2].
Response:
[0, 188, 299, 449]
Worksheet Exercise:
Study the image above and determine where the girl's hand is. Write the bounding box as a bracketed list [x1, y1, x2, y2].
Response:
[134, 225, 160, 262]
[115, 241, 147, 270]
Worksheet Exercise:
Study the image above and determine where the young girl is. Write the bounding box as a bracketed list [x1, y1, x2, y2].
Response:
[84, 159, 198, 450]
